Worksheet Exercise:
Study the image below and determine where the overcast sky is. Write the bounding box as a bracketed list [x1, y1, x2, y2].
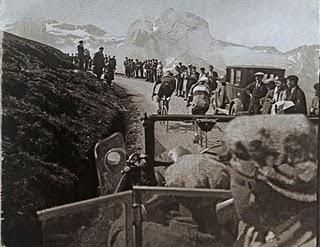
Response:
[1, 0, 319, 51]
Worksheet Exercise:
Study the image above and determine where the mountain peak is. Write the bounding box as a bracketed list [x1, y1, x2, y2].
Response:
[155, 8, 209, 32]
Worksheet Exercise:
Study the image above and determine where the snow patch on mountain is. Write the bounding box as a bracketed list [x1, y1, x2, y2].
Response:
[5, 19, 125, 53]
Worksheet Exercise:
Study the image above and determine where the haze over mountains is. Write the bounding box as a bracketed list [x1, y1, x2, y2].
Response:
[5, 8, 319, 94]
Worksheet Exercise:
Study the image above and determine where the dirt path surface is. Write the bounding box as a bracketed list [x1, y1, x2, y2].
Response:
[114, 75, 227, 156]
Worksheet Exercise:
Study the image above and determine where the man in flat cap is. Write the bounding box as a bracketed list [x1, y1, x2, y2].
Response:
[246, 72, 268, 114]
[285, 75, 307, 115]
[224, 115, 317, 246]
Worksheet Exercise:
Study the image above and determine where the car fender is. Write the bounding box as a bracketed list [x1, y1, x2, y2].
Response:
[229, 98, 244, 114]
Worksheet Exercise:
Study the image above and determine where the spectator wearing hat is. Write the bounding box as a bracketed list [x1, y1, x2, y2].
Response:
[185, 66, 199, 100]
[175, 62, 184, 96]
[156, 60, 163, 80]
[83, 49, 91, 71]
[261, 79, 276, 114]
[309, 83, 319, 116]
[123, 57, 130, 77]
[285, 75, 307, 115]
[77, 40, 85, 70]
[272, 77, 288, 102]
[246, 72, 268, 115]
[144, 60, 151, 81]
[206, 65, 218, 91]
[92, 47, 105, 80]
[225, 115, 317, 246]
[199, 67, 206, 79]
[139, 60, 144, 79]
[134, 59, 140, 78]
[129, 59, 135, 78]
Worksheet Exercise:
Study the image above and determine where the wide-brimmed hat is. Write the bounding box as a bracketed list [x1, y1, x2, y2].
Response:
[224, 115, 317, 202]
[254, 72, 264, 76]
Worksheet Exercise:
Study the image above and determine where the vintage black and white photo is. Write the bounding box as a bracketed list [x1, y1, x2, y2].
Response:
[0, 0, 319, 246]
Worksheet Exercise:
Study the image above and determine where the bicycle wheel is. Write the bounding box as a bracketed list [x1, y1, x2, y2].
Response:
[199, 128, 203, 147]
[163, 105, 169, 131]
[161, 104, 168, 127]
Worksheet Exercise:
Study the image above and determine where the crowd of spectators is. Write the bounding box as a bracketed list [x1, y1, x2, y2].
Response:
[66, 41, 117, 85]
[124, 58, 163, 82]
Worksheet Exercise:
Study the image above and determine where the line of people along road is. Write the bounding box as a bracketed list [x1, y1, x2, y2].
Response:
[151, 65, 319, 142]
[66, 41, 117, 86]
[123, 57, 163, 82]
[149, 61, 319, 117]
[67, 40, 319, 118]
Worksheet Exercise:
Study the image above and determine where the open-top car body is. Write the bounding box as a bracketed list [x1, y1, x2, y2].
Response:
[212, 65, 286, 115]
[36, 114, 236, 247]
[36, 114, 318, 247]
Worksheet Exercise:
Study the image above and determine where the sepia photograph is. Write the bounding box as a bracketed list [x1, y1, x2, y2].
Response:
[0, 0, 319, 246]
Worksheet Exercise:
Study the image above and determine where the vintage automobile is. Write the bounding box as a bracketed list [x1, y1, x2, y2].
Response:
[36, 114, 318, 247]
[36, 114, 235, 247]
[212, 65, 286, 115]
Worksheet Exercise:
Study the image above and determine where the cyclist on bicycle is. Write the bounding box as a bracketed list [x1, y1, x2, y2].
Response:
[152, 71, 176, 114]
[186, 76, 212, 143]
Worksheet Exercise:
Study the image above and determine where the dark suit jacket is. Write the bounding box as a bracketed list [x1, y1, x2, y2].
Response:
[93, 52, 105, 69]
[286, 85, 307, 115]
[77, 45, 84, 57]
[206, 71, 218, 78]
[246, 82, 268, 100]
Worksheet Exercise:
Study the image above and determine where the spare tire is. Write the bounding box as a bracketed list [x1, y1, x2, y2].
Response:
[216, 85, 226, 108]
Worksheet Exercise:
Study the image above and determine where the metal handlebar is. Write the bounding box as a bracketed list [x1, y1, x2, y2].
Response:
[121, 153, 148, 174]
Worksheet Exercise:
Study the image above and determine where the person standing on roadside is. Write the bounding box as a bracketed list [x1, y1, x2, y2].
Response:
[130, 59, 136, 78]
[151, 59, 158, 83]
[157, 60, 163, 80]
[77, 40, 85, 70]
[84, 49, 91, 71]
[145, 60, 151, 81]
[139, 60, 144, 79]
[135, 59, 140, 78]
[246, 72, 268, 115]
[199, 67, 206, 79]
[285, 75, 307, 115]
[175, 62, 184, 96]
[206, 65, 218, 91]
[309, 83, 319, 116]
[92, 47, 105, 80]
[124, 57, 130, 77]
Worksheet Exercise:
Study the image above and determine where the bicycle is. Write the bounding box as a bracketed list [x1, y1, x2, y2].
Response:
[152, 94, 170, 131]
[184, 118, 223, 148]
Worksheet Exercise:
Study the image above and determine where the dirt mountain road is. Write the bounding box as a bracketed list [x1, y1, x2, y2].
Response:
[114, 75, 226, 157]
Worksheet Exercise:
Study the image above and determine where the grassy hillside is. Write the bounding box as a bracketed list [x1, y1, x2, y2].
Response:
[2, 32, 127, 246]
